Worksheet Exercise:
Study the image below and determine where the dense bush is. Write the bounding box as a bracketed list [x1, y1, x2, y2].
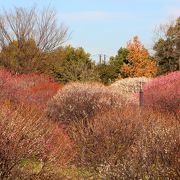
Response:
[110, 77, 150, 103]
[95, 63, 119, 85]
[46, 46, 99, 83]
[0, 68, 61, 107]
[0, 102, 74, 179]
[0, 39, 44, 74]
[143, 71, 180, 117]
[109, 47, 129, 78]
[111, 77, 150, 94]
[70, 107, 180, 179]
[47, 82, 128, 124]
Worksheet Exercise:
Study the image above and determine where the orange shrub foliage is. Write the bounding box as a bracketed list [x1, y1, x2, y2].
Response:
[121, 36, 157, 77]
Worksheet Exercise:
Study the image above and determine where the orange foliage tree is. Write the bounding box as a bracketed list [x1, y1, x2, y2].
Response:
[121, 36, 157, 77]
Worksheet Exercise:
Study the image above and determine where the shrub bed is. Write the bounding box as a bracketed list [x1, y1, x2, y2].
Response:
[70, 107, 180, 179]
[0, 102, 74, 179]
[47, 82, 128, 124]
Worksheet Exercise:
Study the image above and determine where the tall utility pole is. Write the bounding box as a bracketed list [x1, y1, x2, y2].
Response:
[98, 54, 108, 64]
[99, 54, 102, 64]
[104, 54, 106, 64]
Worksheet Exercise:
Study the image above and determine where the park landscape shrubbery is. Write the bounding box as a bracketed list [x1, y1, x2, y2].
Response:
[47, 82, 129, 124]
[0, 6, 179, 179]
[0, 67, 179, 179]
[110, 77, 150, 94]
[70, 107, 179, 179]
[0, 102, 74, 179]
[110, 76, 151, 103]
[46, 72, 179, 179]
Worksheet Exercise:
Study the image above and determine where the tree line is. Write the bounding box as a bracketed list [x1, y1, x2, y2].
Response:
[0, 7, 179, 85]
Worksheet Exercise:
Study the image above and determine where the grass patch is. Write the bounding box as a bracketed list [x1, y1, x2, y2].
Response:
[58, 166, 101, 179]
[19, 158, 43, 174]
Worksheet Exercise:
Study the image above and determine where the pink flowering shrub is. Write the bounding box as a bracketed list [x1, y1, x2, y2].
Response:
[143, 71, 180, 116]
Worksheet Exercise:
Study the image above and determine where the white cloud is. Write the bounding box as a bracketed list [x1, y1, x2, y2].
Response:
[60, 11, 129, 21]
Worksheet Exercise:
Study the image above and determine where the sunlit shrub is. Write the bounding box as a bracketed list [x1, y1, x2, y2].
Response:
[111, 77, 150, 94]
[110, 77, 150, 103]
[47, 82, 127, 124]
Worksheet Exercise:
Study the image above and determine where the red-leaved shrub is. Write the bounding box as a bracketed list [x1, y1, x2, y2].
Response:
[0, 68, 61, 107]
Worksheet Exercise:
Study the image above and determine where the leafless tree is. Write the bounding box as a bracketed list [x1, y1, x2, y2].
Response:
[0, 7, 69, 52]
[152, 17, 176, 43]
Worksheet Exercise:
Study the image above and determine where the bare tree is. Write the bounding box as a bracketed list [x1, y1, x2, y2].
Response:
[0, 7, 69, 52]
[152, 17, 176, 43]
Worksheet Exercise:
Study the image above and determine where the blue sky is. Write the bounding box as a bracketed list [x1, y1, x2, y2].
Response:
[0, 0, 180, 57]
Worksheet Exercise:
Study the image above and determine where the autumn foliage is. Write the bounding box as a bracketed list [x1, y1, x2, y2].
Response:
[121, 36, 157, 78]
[0, 6, 179, 179]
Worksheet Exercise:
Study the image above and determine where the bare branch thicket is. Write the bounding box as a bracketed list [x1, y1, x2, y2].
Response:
[152, 17, 176, 43]
[70, 107, 180, 179]
[0, 103, 74, 179]
[47, 82, 128, 124]
[0, 7, 69, 51]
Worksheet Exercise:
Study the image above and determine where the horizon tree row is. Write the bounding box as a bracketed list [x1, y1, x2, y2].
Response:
[0, 6, 179, 84]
